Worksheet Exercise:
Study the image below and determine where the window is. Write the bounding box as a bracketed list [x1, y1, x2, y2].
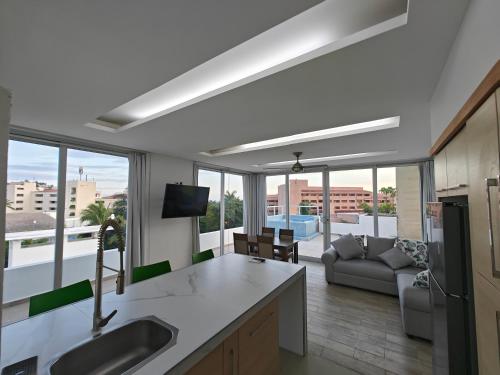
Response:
[3, 139, 129, 325]
[265, 175, 286, 233]
[198, 169, 222, 256]
[377, 166, 421, 239]
[329, 169, 374, 244]
[62, 149, 129, 287]
[197, 169, 246, 256]
[4, 140, 59, 314]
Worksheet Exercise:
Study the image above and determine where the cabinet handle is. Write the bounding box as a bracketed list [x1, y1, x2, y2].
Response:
[229, 348, 237, 375]
[249, 311, 275, 337]
[485, 177, 500, 278]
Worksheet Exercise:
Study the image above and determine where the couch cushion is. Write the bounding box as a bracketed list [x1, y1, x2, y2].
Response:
[396, 239, 428, 269]
[333, 259, 395, 282]
[332, 233, 364, 260]
[378, 247, 415, 270]
[366, 236, 396, 261]
[397, 273, 431, 313]
[395, 267, 423, 276]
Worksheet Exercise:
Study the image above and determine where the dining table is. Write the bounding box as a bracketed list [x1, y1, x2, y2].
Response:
[247, 235, 299, 264]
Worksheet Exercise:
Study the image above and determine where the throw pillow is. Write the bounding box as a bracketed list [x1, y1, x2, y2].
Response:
[396, 239, 428, 269]
[412, 269, 430, 288]
[353, 235, 366, 257]
[377, 247, 415, 270]
[332, 233, 364, 260]
[366, 236, 396, 261]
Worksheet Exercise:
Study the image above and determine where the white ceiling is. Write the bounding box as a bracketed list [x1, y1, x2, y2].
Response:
[0, 0, 469, 172]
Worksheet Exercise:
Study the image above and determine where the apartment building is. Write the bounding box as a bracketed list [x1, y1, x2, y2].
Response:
[267, 179, 394, 215]
[6, 180, 96, 218]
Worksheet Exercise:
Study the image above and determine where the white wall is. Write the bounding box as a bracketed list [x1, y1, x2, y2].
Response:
[430, 0, 500, 143]
[147, 153, 194, 270]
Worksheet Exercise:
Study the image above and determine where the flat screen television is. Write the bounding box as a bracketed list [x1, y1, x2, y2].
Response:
[161, 184, 210, 218]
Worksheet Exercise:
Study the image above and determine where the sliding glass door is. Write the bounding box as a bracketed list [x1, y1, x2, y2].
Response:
[223, 174, 244, 253]
[198, 169, 245, 256]
[3, 140, 59, 307]
[62, 149, 129, 290]
[3, 138, 129, 326]
[288, 172, 324, 259]
[198, 169, 222, 256]
[265, 175, 286, 233]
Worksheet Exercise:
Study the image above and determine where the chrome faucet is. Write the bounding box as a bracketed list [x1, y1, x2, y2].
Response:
[93, 217, 125, 333]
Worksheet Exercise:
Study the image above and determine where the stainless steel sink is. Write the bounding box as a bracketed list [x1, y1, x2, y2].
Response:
[49, 316, 178, 375]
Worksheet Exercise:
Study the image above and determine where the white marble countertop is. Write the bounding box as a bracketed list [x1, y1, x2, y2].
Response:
[1, 254, 305, 374]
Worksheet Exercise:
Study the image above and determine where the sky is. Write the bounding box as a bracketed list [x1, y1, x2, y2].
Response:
[7, 140, 129, 196]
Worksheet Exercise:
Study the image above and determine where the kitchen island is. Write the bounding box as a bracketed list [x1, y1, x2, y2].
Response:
[0, 253, 307, 374]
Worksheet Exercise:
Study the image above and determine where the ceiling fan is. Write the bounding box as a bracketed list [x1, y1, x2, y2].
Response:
[263, 152, 328, 173]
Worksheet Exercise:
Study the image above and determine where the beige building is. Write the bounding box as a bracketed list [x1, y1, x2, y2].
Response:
[6, 180, 97, 218]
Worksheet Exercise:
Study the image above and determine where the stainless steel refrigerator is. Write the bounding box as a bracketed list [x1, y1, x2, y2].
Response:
[426, 200, 477, 375]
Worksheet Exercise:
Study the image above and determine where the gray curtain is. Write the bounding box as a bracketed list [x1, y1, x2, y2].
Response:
[126, 152, 150, 284]
[192, 164, 200, 254]
[243, 174, 267, 236]
[419, 160, 435, 242]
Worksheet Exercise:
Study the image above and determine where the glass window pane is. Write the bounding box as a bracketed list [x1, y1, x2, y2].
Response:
[266, 175, 286, 233]
[223, 174, 244, 254]
[289, 173, 324, 259]
[3, 140, 59, 325]
[329, 169, 374, 241]
[62, 149, 129, 291]
[198, 170, 221, 256]
[377, 166, 422, 239]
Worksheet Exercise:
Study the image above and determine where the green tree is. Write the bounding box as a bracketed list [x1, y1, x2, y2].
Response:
[358, 202, 373, 214]
[199, 191, 244, 233]
[224, 190, 243, 229]
[378, 202, 396, 215]
[80, 201, 112, 225]
[379, 186, 397, 198]
[298, 200, 312, 215]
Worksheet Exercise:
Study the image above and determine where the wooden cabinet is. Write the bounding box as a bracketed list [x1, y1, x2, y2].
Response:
[185, 299, 279, 375]
[223, 332, 238, 375]
[466, 92, 500, 291]
[473, 272, 500, 375]
[434, 149, 448, 197]
[444, 129, 469, 195]
[186, 344, 224, 375]
[238, 299, 279, 375]
[434, 127, 469, 197]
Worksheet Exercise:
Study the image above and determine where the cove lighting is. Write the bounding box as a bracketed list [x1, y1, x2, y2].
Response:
[203, 117, 400, 156]
[254, 151, 398, 167]
[86, 0, 408, 132]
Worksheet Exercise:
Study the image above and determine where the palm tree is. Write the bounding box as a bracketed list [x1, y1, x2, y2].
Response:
[6, 199, 14, 210]
[379, 186, 397, 198]
[80, 201, 111, 225]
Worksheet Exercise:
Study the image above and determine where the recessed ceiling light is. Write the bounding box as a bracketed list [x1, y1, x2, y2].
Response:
[86, 0, 408, 132]
[202, 116, 400, 156]
[254, 151, 398, 167]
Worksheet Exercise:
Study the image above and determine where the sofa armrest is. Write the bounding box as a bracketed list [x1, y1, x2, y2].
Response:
[321, 246, 338, 265]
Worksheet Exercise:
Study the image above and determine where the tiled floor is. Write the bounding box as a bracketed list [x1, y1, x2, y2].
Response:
[286, 261, 433, 375]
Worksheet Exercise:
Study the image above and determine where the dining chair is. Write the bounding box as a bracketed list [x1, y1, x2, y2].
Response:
[262, 227, 275, 237]
[233, 233, 250, 255]
[279, 229, 294, 262]
[279, 228, 294, 241]
[257, 235, 275, 259]
[192, 249, 215, 264]
[29, 279, 94, 317]
[132, 260, 172, 283]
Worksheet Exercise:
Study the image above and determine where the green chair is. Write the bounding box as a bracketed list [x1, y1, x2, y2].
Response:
[192, 249, 215, 264]
[132, 260, 172, 283]
[29, 279, 94, 317]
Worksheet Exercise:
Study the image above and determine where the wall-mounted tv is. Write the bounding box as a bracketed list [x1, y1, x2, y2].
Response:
[161, 184, 210, 218]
